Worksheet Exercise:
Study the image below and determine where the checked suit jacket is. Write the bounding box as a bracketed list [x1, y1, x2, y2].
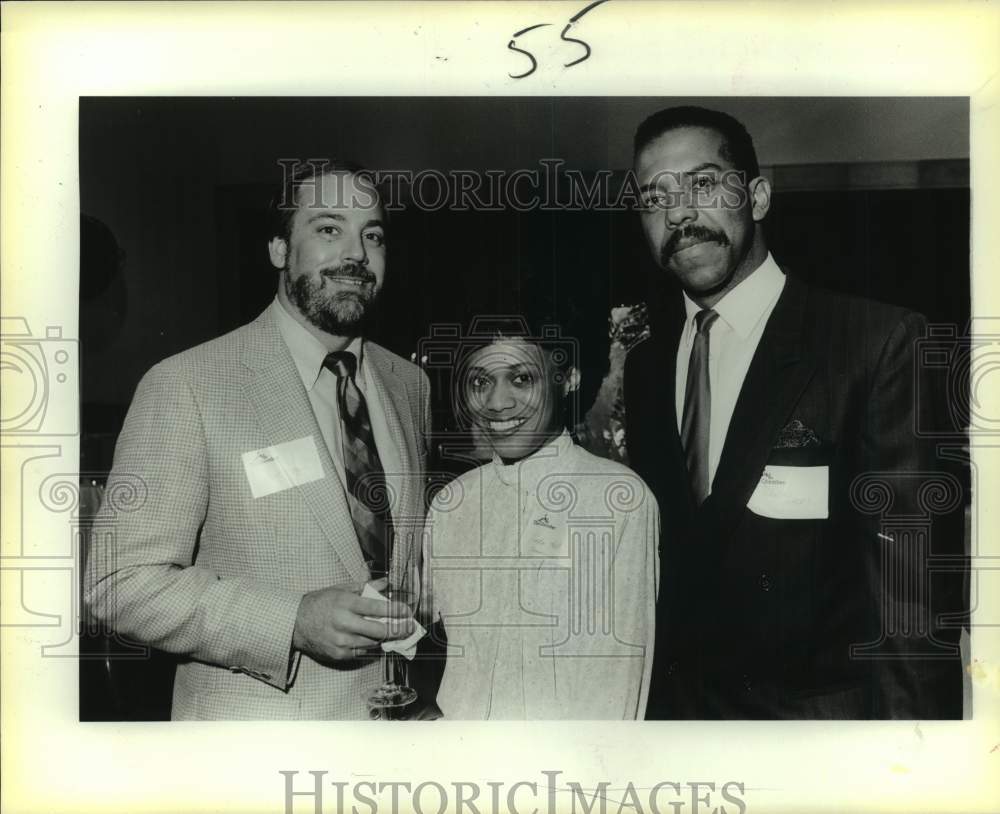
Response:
[85, 307, 431, 720]
[625, 274, 966, 719]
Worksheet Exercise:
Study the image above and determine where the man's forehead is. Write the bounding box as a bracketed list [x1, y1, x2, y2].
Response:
[293, 171, 382, 213]
[635, 125, 730, 176]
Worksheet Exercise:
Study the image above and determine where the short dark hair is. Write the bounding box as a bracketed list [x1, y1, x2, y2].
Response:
[457, 311, 581, 373]
[267, 159, 383, 243]
[633, 106, 760, 181]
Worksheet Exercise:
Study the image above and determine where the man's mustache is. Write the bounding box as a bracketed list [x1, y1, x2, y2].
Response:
[320, 263, 376, 284]
[660, 225, 729, 265]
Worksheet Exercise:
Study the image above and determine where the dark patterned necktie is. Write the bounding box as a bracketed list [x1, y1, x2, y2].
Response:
[680, 309, 719, 504]
[323, 350, 393, 578]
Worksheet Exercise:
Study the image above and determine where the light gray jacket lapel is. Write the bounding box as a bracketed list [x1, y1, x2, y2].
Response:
[239, 309, 370, 583]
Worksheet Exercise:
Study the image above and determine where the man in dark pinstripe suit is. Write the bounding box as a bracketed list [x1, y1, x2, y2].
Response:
[625, 106, 965, 719]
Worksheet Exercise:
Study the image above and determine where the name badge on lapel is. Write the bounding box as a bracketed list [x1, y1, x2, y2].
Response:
[747, 465, 829, 520]
[242, 436, 324, 499]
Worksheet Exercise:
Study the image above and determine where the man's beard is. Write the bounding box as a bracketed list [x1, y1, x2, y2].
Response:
[284, 262, 378, 336]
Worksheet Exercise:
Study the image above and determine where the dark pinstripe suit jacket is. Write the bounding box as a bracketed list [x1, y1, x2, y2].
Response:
[625, 274, 965, 719]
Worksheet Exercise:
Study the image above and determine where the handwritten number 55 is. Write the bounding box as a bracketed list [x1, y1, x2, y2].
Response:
[507, 0, 610, 79]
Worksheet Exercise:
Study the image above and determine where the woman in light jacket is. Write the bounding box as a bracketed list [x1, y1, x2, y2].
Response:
[422, 316, 660, 720]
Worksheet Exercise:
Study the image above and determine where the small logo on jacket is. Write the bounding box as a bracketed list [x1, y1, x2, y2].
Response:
[533, 515, 556, 529]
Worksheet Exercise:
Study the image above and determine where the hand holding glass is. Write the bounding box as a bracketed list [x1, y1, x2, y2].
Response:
[366, 587, 419, 719]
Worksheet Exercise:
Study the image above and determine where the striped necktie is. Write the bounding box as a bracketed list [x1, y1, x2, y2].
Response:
[324, 350, 393, 579]
[680, 308, 719, 504]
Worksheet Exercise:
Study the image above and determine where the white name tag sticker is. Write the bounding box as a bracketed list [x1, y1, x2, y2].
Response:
[747, 465, 829, 520]
[241, 436, 324, 499]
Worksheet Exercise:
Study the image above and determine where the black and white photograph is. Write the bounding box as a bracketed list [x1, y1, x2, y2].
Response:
[76, 95, 972, 724]
[2, 3, 998, 813]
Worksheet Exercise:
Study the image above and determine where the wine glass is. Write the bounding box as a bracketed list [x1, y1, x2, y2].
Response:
[365, 578, 419, 720]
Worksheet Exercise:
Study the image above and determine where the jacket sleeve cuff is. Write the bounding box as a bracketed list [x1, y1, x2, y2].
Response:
[224, 586, 304, 691]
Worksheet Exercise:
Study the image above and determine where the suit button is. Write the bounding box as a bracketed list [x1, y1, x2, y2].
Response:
[759, 572, 772, 592]
[742, 674, 753, 692]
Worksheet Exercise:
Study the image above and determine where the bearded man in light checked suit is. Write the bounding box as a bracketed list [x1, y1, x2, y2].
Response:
[85, 161, 430, 720]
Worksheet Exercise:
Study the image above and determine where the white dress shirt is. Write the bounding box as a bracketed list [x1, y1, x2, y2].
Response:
[675, 254, 786, 494]
[270, 296, 401, 492]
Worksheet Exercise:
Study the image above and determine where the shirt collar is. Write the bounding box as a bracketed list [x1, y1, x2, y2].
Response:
[491, 429, 575, 489]
[270, 296, 364, 391]
[682, 252, 786, 340]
